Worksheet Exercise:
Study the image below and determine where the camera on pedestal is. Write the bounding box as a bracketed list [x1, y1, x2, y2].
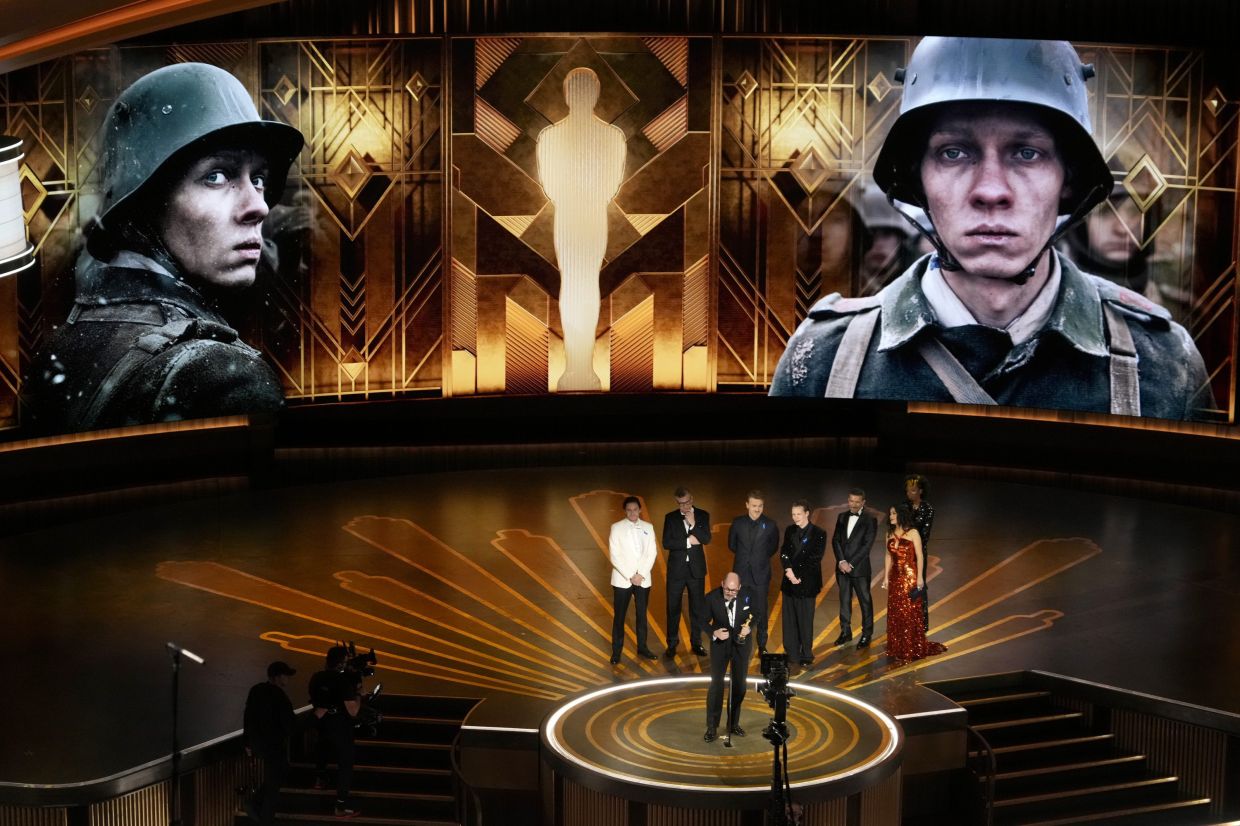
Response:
[758, 653, 800, 826]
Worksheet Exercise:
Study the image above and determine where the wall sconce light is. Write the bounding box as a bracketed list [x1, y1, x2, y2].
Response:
[0, 135, 34, 278]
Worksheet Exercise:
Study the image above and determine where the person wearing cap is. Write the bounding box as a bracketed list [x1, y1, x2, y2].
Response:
[25, 62, 304, 432]
[770, 38, 1213, 421]
[243, 661, 298, 825]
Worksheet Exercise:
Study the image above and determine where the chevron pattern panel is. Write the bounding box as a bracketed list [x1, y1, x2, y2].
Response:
[447, 35, 713, 395]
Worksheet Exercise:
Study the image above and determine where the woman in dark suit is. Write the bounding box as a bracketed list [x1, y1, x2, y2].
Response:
[780, 499, 826, 667]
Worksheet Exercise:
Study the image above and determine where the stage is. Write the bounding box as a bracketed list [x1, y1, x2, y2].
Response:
[3, 462, 1239, 788]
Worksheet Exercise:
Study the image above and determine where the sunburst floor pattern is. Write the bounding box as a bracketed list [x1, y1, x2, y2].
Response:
[155, 488, 1100, 704]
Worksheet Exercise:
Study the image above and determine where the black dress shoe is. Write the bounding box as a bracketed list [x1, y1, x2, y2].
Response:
[799, 658, 813, 667]
[692, 644, 708, 656]
[832, 632, 853, 646]
[856, 635, 871, 649]
[664, 646, 678, 658]
[729, 725, 745, 737]
[609, 654, 620, 665]
[703, 727, 717, 743]
[637, 648, 658, 660]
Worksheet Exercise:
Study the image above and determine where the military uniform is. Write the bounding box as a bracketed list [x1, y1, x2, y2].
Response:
[26, 254, 283, 432]
[770, 251, 1213, 421]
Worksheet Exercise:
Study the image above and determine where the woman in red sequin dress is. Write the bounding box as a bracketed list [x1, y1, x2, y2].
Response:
[881, 503, 945, 664]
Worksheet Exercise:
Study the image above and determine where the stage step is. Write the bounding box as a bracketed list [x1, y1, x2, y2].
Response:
[238, 692, 476, 826]
[996, 796, 1214, 825]
[936, 677, 1218, 826]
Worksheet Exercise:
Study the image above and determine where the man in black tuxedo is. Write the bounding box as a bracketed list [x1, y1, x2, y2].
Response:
[727, 490, 779, 654]
[831, 487, 878, 649]
[662, 486, 711, 657]
[698, 572, 754, 742]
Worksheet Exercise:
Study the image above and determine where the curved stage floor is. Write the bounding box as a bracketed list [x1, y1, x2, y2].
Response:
[542, 676, 899, 802]
[3, 463, 1239, 784]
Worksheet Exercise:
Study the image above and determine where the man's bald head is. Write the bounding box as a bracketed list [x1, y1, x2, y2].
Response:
[723, 572, 741, 593]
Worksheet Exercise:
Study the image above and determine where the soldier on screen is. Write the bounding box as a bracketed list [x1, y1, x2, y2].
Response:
[26, 62, 303, 432]
[769, 37, 1213, 421]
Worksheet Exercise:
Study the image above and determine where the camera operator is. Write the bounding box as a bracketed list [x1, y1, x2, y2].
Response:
[309, 646, 362, 818]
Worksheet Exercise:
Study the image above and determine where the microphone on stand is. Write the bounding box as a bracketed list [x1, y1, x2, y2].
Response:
[166, 642, 206, 664]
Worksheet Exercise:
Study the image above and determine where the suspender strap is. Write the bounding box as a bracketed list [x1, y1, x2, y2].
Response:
[916, 337, 998, 406]
[1102, 303, 1141, 417]
[824, 308, 880, 398]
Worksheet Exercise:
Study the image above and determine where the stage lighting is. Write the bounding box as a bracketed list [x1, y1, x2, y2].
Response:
[0, 135, 34, 279]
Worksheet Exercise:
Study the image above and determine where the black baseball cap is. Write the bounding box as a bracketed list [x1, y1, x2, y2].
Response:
[267, 661, 297, 678]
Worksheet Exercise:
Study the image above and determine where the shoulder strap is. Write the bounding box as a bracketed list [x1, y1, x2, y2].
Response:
[77, 318, 195, 430]
[1102, 302, 1141, 417]
[824, 307, 880, 398]
[915, 337, 998, 406]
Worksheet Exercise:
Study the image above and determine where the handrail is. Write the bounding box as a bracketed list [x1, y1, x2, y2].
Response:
[0, 704, 313, 808]
[964, 724, 996, 826]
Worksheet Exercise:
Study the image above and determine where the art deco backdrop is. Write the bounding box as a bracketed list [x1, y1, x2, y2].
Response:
[0, 35, 1235, 425]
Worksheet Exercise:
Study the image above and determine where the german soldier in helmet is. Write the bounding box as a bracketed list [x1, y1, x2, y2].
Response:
[770, 38, 1213, 421]
[26, 63, 304, 432]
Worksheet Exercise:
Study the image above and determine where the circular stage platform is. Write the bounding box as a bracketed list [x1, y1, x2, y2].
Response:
[541, 676, 903, 815]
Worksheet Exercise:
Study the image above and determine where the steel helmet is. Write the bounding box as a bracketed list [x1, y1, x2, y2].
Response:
[94, 63, 304, 230]
[853, 184, 913, 237]
[873, 37, 1113, 220]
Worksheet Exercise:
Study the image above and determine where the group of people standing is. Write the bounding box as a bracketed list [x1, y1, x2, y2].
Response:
[607, 476, 945, 742]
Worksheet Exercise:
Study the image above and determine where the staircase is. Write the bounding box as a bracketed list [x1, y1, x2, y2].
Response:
[238, 694, 477, 825]
[937, 684, 1223, 825]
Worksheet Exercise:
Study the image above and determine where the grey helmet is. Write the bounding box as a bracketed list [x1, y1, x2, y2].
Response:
[92, 62, 304, 244]
[873, 37, 1113, 223]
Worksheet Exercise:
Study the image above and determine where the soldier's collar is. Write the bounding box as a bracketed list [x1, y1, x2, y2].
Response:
[876, 257, 938, 351]
[876, 253, 1108, 357]
[1043, 252, 1108, 356]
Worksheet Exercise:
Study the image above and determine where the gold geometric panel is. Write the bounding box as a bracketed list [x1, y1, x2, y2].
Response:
[476, 38, 521, 89]
[736, 70, 758, 99]
[791, 146, 831, 194]
[405, 71, 428, 101]
[867, 70, 894, 102]
[330, 148, 374, 200]
[505, 296, 549, 395]
[643, 96, 688, 153]
[19, 164, 46, 223]
[525, 39, 639, 126]
[494, 215, 536, 238]
[475, 97, 521, 155]
[1123, 153, 1168, 213]
[274, 75, 298, 105]
[625, 213, 667, 236]
[645, 37, 689, 88]
[1204, 85, 1226, 117]
[610, 294, 655, 393]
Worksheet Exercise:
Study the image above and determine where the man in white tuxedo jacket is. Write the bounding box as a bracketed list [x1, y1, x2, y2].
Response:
[609, 495, 659, 664]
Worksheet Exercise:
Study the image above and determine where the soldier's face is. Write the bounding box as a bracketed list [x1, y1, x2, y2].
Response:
[160, 148, 271, 289]
[920, 103, 1067, 280]
[1086, 197, 1142, 263]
